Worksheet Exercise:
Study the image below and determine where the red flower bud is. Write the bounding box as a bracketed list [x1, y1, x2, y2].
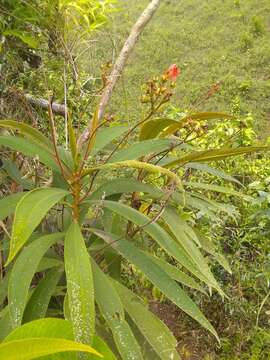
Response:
[166, 64, 181, 81]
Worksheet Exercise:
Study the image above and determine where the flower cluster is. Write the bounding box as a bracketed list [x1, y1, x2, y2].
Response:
[140, 64, 181, 111]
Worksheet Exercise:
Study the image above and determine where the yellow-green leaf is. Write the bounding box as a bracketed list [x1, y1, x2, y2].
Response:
[64, 222, 95, 346]
[6, 188, 68, 265]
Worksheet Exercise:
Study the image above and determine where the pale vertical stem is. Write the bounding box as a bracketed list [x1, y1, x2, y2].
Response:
[64, 66, 68, 149]
[77, 0, 161, 147]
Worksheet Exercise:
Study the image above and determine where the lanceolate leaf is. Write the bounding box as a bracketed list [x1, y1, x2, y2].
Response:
[0, 192, 24, 221]
[91, 259, 143, 360]
[87, 178, 162, 201]
[91, 126, 127, 156]
[0, 136, 59, 171]
[6, 187, 69, 265]
[140, 118, 179, 140]
[0, 338, 101, 360]
[147, 253, 206, 294]
[0, 120, 52, 150]
[184, 181, 251, 199]
[100, 200, 211, 284]
[112, 280, 180, 360]
[64, 222, 95, 346]
[0, 307, 12, 341]
[162, 207, 223, 294]
[3, 318, 114, 360]
[8, 233, 64, 328]
[165, 146, 269, 168]
[2, 160, 34, 190]
[23, 268, 63, 323]
[161, 112, 233, 137]
[140, 113, 232, 140]
[91, 229, 219, 341]
[84, 160, 182, 188]
[184, 162, 242, 185]
[109, 139, 173, 163]
[36, 257, 63, 272]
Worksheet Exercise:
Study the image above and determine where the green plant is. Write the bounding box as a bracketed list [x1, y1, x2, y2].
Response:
[0, 62, 268, 359]
[250, 16, 265, 37]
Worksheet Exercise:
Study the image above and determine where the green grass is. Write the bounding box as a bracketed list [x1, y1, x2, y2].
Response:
[85, 0, 270, 137]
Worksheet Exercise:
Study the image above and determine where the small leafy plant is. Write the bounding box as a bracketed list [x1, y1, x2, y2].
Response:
[0, 62, 268, 359]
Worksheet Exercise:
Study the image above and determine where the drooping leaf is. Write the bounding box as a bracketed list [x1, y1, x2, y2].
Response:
[147, 253, 206, 294]
[0, 192, 24, 221]
[140, 113, 232, 140]
[184, 181, 251, 200]
[112, 280, 180, 360]
[92, 229, 219, 341]
[84, 160, 182, 189]
[109, 139, 173, 163]
[161, 112, 233, 137]
[8, 233, 64, 328]
[196, 232, 232, 274]
[91, 259, 143, 360]
[185, 162, 242, 185]
[162, 207, 223, 294]
[87, 178, 162, 201]
[64, 222, 95, 346]
[6, 187, 68, 264]
[140, 118, 179, 140]
[36, 257, 63, 272]
[23, 268, 63, 322]
[91, 126, 127, 156]
[0, 120, 52, 150]
[165, 146, 269, 168]
[100, 200, 211, 285]
[0, 337, 101, 359]
[0, 272, 10, 307]
[0, 136, 59, 171]
[2, 160, 34, 190]
[0, 307, 12, 341]
[3, 318, 114, 360]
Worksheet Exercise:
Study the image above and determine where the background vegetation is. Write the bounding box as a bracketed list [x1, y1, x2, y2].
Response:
[1, 0, 270, 359]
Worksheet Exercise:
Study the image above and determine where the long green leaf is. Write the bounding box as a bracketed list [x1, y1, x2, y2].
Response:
[0, 307, 12, 341]
[140, 118, 179, 140]
[185, 162, 242, 185]
[161, 112, 233, 137]
[0, 192, 24, 221]
[100, 200, 211, 285]
[147, 253, 206, 294]
[23, 268, 63, 323]
[92, 259, 143, 360]
[184, 181, 251, 200]
[0, 120, 52, 150]
[6, 187, 68, 264]
[165, 146, 269, 168]
[109, 139, 173, 163]
[4, 318, 114, 360]
[91, 126, 127, 156]
[64, 222, 95, 347]
[2, 160, 34, 190]
[140, 113, 232, 140]
[112, 280, 180, 360]
[84, 160, 182, 188]
[162, 207, 223, 294]
[8, 233, 63, 328]
[91, 229, 219, 341]
[0, 338, 101, 359]
[87, 178, 162, 201]
[0, 136, 59, 171]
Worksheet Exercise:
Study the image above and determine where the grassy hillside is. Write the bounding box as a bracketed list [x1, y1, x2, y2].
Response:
[86, 0, 270, 136]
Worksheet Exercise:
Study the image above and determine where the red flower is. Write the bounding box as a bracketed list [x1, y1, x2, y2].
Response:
[166, 64, 180, 81]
